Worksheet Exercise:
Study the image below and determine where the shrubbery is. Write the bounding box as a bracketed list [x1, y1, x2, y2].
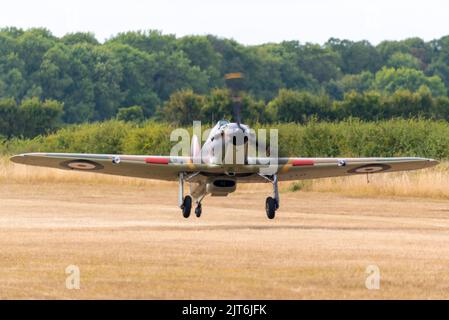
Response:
[116, 106, 145, 122]
[2, 118, 449, 159]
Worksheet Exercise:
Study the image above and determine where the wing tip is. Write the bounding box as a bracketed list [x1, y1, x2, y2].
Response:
[10, 154, 28, 164]
[426, 159, 440, 167]
[9, 153, 44, 164]
[10, 153, 22, 161]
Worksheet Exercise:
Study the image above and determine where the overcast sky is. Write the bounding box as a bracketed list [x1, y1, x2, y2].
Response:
[1, 0, 448, 45]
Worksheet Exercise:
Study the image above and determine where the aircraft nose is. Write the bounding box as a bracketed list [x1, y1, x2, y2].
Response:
[225, 128, 248, 146]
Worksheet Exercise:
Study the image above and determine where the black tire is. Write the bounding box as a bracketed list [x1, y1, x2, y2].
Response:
[182, 196, 192, 218]
[265, 197, 276, 219]
[195, 204, 202, 218]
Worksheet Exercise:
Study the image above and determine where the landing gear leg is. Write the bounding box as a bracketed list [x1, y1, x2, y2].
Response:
[265, 174, 279, 220]
[179, 172, 192, 218]
[178, 172, 184, 208]
[273, 174, 280, 209]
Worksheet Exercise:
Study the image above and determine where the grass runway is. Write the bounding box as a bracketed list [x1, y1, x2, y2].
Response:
[1, 168, 449, 299]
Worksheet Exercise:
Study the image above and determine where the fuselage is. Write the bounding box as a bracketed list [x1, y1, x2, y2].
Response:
[186, 120, 253, 198]
[199, 120, 251, 166]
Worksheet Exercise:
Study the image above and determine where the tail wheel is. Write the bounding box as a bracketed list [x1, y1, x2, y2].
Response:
[265, 197, 276, 219]
[195, 204, 202, 218]
[182, 196, 192, 218]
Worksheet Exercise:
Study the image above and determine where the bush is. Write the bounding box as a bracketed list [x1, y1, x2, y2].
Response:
[116, 105, 145, 122]
[41, 120, 134, 154]
[123, 121, 174, 155]
[3, 119, 449, 160]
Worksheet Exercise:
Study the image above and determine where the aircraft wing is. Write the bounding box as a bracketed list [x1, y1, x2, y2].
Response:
[9, 152, 218, 181]
[271, 157, 439, 181]
[10, 153, 438, 182]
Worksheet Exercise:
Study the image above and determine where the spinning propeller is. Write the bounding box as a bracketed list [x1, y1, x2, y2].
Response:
[224, 72, 245, 129]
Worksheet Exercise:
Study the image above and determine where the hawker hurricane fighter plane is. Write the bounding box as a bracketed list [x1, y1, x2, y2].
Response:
[10, 73, 439, 219]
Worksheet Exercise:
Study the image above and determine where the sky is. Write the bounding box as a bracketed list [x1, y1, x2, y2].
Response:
[1, 0, 448, 45]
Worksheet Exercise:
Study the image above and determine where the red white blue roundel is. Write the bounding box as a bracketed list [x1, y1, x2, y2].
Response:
[348, 164, 391, 174]
[60, 159, 104, 171]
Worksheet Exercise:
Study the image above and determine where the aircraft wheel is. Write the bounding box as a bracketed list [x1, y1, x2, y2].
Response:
[182, 196, 192, 218]
[195, 204, 202, 218]
[265, 197, 276, 219]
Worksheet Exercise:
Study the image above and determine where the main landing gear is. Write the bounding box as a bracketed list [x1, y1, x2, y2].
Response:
[179, 173, 203, 218]
[179, 172, 280, 220]
[260, 174, 280, 219]
[181, 195, 192, 218]
[265, 197, 276, 219]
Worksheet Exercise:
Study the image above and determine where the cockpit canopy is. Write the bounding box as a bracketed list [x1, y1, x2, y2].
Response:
[217, 120, 229, 128]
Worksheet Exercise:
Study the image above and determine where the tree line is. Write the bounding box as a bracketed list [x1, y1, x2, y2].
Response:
[157, 86, 449, 125]
[3, 86, 449, 137]
[1, 27, 449, 136]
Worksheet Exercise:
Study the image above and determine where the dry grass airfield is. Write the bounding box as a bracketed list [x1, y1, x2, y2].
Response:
[1, 161, 449, 299]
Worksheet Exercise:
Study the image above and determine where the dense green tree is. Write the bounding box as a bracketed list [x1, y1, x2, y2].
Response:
[433, 95, 449, 120]
[326, 38, 382, 74]
[91, 46, 124, 121]
[152, 51, 209, 100]
[107, 43, 160, 117]
[17, 28, 57, 76]
[0, 98, 19, 137]
[0, 32, 27, 99]
[333, 91, 383, 120]
[428, 61, 449, 95]
[0, 97, 63, 138]
[206, 36, 246, 74]
[107, 30, 177, 53]
[297, 43, 342, 83]
[267, 89, 331, 123]
[374, 67, 447, 96]
[62, 32, 99, 46]
[386, 52, 421, 69]
[158, 90, 205, 125]
[326, 71, 374, 99]
[0, 27, 24, 38]
[178, 36, 220, 71]
[39, 44, 74, 101]
[116, 105, 145, 122]
[18, 98, 63, 137]
[201, 88, 231, 123]
[201, 88, 268, 124]
[402, 37, 433, 67]
[275, 42, 320, 92]
[0, 67, 26, 98]
[177, 35, 222, 87]
[39, 43, 124, 122]
[384, 86, 434, 118]
[427, 36, 449, 95]
[39, 43, 95, 123]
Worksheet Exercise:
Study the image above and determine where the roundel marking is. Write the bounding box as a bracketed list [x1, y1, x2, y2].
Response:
[347, 164, 391, 174]
[60, 159, 104, 171]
